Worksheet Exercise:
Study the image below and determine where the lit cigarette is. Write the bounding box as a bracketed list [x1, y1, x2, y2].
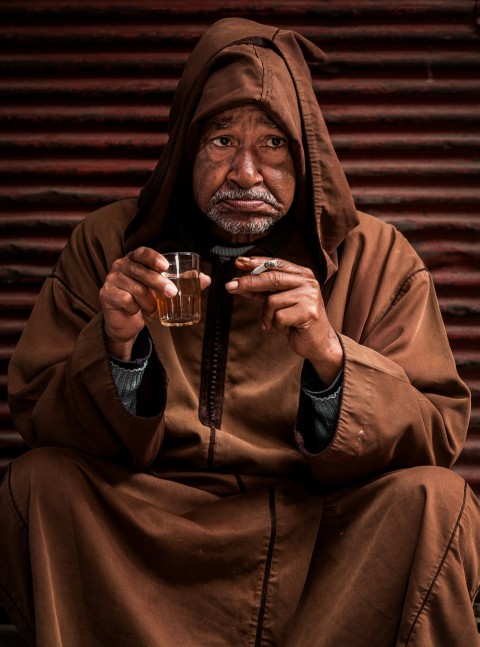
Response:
[251, 260, 280, 275]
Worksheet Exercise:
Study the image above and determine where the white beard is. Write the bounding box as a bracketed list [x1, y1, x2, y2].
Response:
[205, 209, 285, 236]
[204, 188, 285, 236]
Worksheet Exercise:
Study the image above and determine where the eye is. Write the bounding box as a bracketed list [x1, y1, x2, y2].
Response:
[211, 136, 232, 147]
[267, 136, 286, 148]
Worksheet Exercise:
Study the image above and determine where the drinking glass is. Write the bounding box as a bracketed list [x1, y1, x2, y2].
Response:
[156, 252, 201, 327]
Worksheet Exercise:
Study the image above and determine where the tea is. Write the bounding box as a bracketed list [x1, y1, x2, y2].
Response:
[157, 276, 201, 326]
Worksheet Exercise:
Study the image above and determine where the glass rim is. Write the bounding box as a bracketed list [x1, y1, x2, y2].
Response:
[162, 251, 200, 259]
[161, 251, 200, 276]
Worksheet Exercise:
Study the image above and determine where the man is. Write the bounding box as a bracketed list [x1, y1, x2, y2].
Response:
[1, 17, 479, 647]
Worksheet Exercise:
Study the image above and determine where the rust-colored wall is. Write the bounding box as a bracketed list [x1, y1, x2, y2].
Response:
[1, 1, 479, 487]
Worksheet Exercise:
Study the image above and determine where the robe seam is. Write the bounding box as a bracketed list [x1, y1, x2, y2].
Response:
[254, 486, 277, 647]
[380, 267, 428, 327]
[404, 479, 467, 644]
[50, 273, 97, 317]
[7, 465, 28, 531]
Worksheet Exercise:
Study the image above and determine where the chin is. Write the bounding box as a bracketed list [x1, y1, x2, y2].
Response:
[210, 213, 283, 237]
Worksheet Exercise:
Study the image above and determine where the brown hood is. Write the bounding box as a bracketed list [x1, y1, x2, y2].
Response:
[129, 17, 359, 280]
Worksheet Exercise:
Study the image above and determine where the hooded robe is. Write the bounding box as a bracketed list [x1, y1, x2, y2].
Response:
[1, 17, 479, 647]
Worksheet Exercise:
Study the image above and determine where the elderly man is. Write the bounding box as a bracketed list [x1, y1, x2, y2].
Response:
[1, 17, 479, 647]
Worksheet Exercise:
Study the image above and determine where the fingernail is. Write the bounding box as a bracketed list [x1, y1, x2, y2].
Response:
[225, 280, 239, 291]
[237, 257, 251, 263]
[165, 283, 178, 297]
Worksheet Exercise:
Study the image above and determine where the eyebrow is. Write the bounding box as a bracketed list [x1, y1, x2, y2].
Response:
[203, 117, 235, 133]
[202, 113, 284, 134]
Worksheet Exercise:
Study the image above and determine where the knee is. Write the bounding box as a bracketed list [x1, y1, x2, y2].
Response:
[7, 447, 86, 518]
[398, 464, 466, 497]
[389, 465, 467, 526]
[10, 446, 80, 483]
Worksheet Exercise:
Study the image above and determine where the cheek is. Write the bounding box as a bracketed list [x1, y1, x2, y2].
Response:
[269, 163, 296, 208]
[192, 152, 225, 211]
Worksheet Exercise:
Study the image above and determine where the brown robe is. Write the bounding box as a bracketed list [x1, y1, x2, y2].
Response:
[1, 17, 479, 647]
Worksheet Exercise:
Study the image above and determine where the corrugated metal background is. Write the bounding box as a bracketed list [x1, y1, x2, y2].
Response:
[1, 0, 479, 487]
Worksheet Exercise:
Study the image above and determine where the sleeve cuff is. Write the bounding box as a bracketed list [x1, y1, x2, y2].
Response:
[109, 330, 152, 415]
[110, 360, 148, 415]
[297, 362, 343, 454]
[109, 331, 152, 369]
[301, 360, 344, 398]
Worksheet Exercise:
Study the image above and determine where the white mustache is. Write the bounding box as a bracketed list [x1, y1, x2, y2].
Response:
[208, 188, 281, 209]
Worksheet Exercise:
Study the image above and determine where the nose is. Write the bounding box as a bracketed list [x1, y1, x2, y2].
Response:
[226, 147, 263, 188]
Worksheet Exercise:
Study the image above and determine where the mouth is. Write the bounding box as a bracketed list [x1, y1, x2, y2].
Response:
[220, 199, 276, 214]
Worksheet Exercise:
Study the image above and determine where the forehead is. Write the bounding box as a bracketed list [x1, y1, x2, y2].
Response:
[202, 104, 283, 133]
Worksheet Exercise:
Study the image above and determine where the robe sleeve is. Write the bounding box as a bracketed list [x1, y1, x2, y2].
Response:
[7, 215, 167, 471]
[295, 269, 471, 487]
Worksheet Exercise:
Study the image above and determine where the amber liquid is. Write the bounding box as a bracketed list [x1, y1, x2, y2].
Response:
[156, 276, 201, 326]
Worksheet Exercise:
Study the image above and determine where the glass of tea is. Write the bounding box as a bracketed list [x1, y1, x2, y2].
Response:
[156, 252, 201, 327]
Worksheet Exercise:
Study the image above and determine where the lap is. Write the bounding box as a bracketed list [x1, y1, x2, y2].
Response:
[2, 448, 479, 647]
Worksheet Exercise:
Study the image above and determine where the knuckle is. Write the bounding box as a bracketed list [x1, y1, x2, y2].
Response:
[273, 310, 286, 327]
[272, 309, 281, 323]
[306, 277, 320, 292]
[269, 271, 283, 287]
[132, 246, 147, 258]
[304, 282, 320, 299]
[111, 258, 124, 272]
[307, 305, 319, 320]
[100, 281, 114, 299]
[239, 275, 253, 291]
[129, 264, 141, 279]
[127, 247, 149, 268]
[265, 293, 279, 309]
[115, 291, 131, 307]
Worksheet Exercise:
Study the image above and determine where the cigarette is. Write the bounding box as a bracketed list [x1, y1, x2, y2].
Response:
[251, 260, 280, 275]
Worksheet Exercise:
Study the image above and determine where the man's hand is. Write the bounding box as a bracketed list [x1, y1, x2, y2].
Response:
[99, 247, 211, 361]
[225, 257, 343, 386]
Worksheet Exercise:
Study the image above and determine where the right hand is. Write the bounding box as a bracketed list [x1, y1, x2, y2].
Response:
[99, 247, 211, 360]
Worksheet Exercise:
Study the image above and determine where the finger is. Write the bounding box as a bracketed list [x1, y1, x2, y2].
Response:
[226, 269, 313, 295]
[235, 256, 311, 277]
[266, 304, 299, 336]
[262, 289, 320, 331]
[261, 291, 296, 330]
[124, 247, 212, 297]
[101, 284, 143, 317]
[112, 256, 178, 297]
[128, 247, 169, 272]
[101, 279, 156, 318]
[199, 272, 211, 291]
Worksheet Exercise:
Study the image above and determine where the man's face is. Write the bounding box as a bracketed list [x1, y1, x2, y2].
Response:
[192, 104, 296, 244]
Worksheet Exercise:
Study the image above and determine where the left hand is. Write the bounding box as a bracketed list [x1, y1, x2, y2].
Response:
[225, 257, 343, 386]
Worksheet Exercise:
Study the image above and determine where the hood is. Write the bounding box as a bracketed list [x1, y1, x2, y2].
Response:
[128, 17, 359, 281]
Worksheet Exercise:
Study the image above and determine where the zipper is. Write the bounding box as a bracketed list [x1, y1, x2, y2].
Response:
[199, 255, 235, 469]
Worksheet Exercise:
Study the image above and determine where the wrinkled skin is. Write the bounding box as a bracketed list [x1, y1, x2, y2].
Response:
[100, 104, 343, 385]
[193, 104, 296, 245]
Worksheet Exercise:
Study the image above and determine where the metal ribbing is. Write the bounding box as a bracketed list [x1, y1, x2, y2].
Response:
[0, 1, 479, 487]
